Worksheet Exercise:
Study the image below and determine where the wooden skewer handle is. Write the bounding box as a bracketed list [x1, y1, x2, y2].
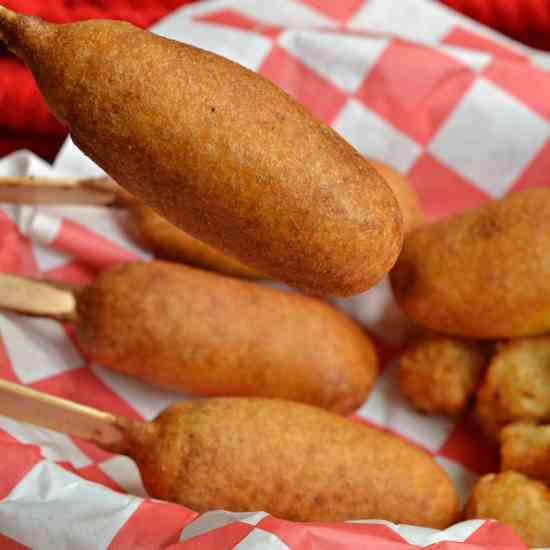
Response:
[0, 176, 122, 206]
[0, 273, 78, 322]
[0, 378, 125, 448]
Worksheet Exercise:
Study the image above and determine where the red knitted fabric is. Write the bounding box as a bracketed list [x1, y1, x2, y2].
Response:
[441, 0, 550, 50]
[1, 0, 193, 26]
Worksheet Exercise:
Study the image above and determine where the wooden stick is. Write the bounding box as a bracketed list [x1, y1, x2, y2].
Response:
[0, 378, 126, 448]
[0, 273, 78, 322]
[0, 176, 122, 206]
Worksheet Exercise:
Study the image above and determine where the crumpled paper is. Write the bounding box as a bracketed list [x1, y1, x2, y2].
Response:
[1, 0, 549, 547]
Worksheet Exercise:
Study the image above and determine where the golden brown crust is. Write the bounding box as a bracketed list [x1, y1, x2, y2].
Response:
[127, 398, 459, 527]
[399, 337, 489, 416]
[500, 423, 550, 485]
[475, 336, 550, 440]
[76, 261, 378, 414]
[369, 160, 425, 234]
[390, 188, 550, 338]
[464, 471, 550, 547]
[9, 14, 403, 297]
[126, 199, 264, 279]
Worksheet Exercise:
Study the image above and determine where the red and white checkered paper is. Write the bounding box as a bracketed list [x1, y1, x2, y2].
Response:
[1, 0, 549, 547]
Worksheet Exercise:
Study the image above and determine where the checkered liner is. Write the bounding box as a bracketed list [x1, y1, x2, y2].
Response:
[0, 0, 548, 547]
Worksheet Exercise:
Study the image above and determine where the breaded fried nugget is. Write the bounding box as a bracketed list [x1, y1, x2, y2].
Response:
[465, 471, 550, 548]
[475, 337, 550, 439]
[501, 423, 550, 485]
[400, 337, 488, 416]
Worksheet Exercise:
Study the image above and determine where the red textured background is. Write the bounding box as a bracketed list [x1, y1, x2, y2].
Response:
[0, 0, 548, 162]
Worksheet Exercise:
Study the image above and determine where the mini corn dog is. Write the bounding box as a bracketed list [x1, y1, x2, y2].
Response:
[125, 159, 424, 277]
[0, 7, 403, 297]
[0, 261, 378, 414]
[391, 188, 550, 339]
[0, 381, 460, 527]
[0, 165, 422, 279]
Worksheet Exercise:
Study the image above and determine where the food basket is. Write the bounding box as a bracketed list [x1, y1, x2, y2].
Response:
[0, 0, 548, 547]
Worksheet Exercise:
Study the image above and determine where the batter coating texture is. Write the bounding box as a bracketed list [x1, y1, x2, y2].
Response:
[119, 160, 422, 280]
[465, 471, 550, 548]
[475, 337, 550, 439]
[391, 188, 550, 338]
[126, 199, 263, 279]
[400, 336, 488, 416]
[370, 160, 425, 234]
[500, 423, 550, 485]
[75, 261, 378, 414]
[114, 398, 459, 527]
[0, 9, 403, 296]
[120, 160, 420, 279]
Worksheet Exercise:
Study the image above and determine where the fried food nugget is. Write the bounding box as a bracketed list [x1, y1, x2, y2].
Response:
[399, 337, 488, 416]
[475, 337, 550, 439]
[465, 471, 550, 548]
[500, 423, 550, 485]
